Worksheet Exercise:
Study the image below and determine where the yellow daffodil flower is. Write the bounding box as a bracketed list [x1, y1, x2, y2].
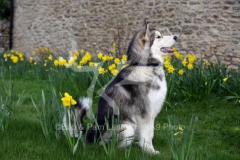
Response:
[182, 59, 187, 67]
[122, 54, 127, 62]
[167, 65, 175, 73]
[54, 60, 59, 66]
[108, 64, 116, 71]
[61, 92, 77, 108]
[102, 55, 107, 62]
[164, 60, 171, 68]
[223, 78, 228, 82]
[89, 62, 93, 67]
[178, 69, 184, 75]
[75, 50, 79, 56]
[204, 60, 210, 66]
[48, 55, 52, 61]
[3, 54, 7, 59]
[111, 69, 118, 76]
[114, 58, 120, 64]
[111, 48, 116, 54]
[98, 67, 106, 74]
[187, 63, 194, 70]
[107, 56, 114, 61]
[97, 52, 103, 59]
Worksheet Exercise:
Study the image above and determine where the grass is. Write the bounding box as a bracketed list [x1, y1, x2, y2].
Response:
[0, 80, 239, 159]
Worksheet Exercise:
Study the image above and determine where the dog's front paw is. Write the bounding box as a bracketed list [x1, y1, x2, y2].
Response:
[144, 147, 160, 154]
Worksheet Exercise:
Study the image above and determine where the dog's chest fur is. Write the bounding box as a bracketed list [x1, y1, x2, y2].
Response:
[126, 65, 167, 118]
[147, 66, 167, 118]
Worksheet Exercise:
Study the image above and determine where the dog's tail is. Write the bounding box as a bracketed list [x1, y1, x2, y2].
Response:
[62, 97, 92, 138]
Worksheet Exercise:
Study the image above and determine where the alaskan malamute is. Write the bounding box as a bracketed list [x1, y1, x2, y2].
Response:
[64, 20, 177, 154]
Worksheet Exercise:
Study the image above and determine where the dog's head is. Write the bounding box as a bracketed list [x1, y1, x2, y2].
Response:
[127, 20, 177, 65]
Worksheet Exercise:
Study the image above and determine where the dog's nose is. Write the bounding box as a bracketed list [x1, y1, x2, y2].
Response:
[173, 36, 177, 41]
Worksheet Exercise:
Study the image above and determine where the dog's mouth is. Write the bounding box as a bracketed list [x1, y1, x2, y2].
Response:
[160, 47, 174, 53]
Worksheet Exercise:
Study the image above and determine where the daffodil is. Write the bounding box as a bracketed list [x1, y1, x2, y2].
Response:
[93, 63, 99, 67]
[111, 69, 118, 76]
[114, 58, 120, 64]
[73, 55, 77, 61]
[122, 54, 127, 62]
[59, 57, 67, 66]
[178, 69, 184, 75]
[167, 65, 175, 73]
[61, 92, 77, 108]
[108, 64, 116, 71]
[89, 62, 93, 67]
[97, 52, 103, 59]
[18, 53, 24, 58]
[80, 49, 85, 53]
[54, 60, 59, 66]
[3, 53, 7, 59]
[164, 60, 171, 68]
[112, 42, 117, 47]
[85, 52, 92, 61]
[49, 49, 53, 54]
[223, 78, 228, 82]
[29, 57, 33, 63]
[11, 55, 18, 63]
[80, 57, 88, 65]
[187, 63, 194, 70]
[174, 126, 184, 136]
[102, 55, 108, 62]
[67, 60, 73, 67]
[75, 50, 79, 56]
[182, 59, 187, 67]
[111, 48, 116, 54]
[163, 55, 171, 61]
[107, 56, 114, 61]
[172, 47, 176, 51]
[174, 51, 184, 59]
[48, 55, 52, 61]
[204, 60, 210, 66]
[188, 54, 196, 64]
[98, 67, 106, 74]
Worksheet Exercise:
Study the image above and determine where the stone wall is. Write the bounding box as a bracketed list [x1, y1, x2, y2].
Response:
[0, 20, 9, 52]
[13, 0, 240, 68]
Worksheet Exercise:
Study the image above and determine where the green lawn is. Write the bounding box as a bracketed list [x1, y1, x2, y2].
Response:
[0, 80, 239, 160]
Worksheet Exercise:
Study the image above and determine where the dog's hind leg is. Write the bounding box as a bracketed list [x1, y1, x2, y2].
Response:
[118, 123, 135, 148]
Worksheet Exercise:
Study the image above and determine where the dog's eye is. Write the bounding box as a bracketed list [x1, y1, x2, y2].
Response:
[157, 36, 162, 39]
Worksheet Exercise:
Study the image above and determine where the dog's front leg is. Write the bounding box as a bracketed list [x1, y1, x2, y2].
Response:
[137, 117, 159, 154]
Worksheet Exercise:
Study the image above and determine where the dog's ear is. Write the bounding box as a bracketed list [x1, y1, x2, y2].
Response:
[139, 19, 150, 43]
